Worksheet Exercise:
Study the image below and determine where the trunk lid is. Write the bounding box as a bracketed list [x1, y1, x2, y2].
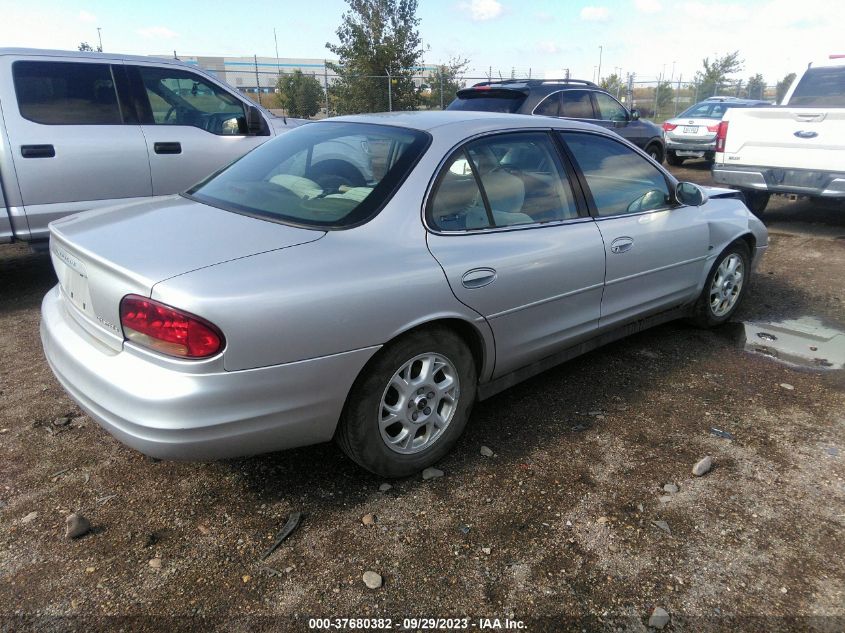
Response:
[721, 108, 845, 171]
[49, 195, 324, 350]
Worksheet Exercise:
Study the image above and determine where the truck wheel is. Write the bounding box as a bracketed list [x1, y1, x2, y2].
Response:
[666, 151, 684, 167]
[336, 327, 477, 478]
[740, 189, 770, 217]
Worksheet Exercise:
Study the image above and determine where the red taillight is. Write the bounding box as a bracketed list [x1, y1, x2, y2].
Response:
[662, 122, 677, 132]
[119, 294, 224, 359]
[707, 123, 721, 133]
[715, 120, 729, 152]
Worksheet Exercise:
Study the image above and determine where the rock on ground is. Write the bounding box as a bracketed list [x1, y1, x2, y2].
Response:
[480, 446, 494, 457]
[362, 571, 382, 589]
[65, 513, 91, 539]
[422, 467, 443, 480]
[648, 606, 670, 629]
[692, 455, 714, 476]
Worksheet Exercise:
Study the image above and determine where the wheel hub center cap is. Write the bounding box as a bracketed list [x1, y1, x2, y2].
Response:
[414, 395, 428, 410]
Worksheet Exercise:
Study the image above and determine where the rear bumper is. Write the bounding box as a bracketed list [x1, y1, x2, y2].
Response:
[665, 139, 716, 152]
[41, 285, 379, 460]
[712, 164, 845, 198]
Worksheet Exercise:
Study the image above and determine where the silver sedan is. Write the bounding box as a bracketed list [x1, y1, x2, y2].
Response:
[41, 111, 768, 477]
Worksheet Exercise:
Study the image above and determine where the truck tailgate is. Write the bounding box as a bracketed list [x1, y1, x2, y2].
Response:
[722, 108, 845, 172]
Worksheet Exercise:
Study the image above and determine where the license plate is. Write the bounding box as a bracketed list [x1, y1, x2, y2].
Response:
[683, 126, 698, 133]
[52, 245, 93, 316]
[676, 150, 703, 157]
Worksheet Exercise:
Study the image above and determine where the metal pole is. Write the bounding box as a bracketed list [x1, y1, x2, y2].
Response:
[597, 45, 602, 83]
[254, 54, 261, 106]
[274, 28, 280, 76]
[674, 74, 681, 115]
[439, 72, 444, 110]
[324, 61, 329, 117]
[386, 70, 392, 112]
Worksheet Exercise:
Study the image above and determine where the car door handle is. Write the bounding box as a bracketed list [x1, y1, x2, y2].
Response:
[610, 236, 634, 254]
[461, 268, 497, 289]
[20, 144, 55, 158]
[154, 142, 182, 155]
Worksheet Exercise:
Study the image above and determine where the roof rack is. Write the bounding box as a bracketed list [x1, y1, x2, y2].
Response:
[470, 78, 598, 88]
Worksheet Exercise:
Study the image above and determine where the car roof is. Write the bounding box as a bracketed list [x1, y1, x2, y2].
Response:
[327, 110, 605, 134]
[0, 47, 198, 70]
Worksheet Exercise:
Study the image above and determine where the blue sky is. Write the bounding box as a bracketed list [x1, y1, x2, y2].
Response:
[2, 0, 842, 84]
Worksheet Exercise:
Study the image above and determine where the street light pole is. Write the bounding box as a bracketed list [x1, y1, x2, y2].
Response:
[96, 27, 103, 52]
[597, 45, 603, 83]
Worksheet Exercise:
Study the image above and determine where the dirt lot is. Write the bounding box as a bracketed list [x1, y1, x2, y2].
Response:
[1, 162, 843, 632]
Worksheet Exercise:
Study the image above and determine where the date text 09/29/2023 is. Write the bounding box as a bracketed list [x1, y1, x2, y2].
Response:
[307, 617, 526, 630]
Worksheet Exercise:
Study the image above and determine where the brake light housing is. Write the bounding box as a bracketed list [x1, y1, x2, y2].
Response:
[662, 122, 677, 132]
[707, 123, 721, 133]
[119, 294, 225, 359]
[715, 120, 729, 152]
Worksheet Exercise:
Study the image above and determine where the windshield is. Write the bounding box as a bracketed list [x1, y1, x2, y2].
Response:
[790, 67, 845, 107]
[188, 122, 430, 228]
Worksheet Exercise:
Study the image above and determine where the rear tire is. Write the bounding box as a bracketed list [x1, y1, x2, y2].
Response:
[740, 189, 770, 217]
[690, 241, 751, 329]
[666, 150, 684, 167]
[336, 327, 477, 478]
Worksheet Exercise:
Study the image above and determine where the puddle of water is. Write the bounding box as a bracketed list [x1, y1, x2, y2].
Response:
[727, 316, 845, 370]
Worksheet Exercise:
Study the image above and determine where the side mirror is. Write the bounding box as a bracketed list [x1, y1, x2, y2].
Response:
[630, 109, 640, 121]
[246, 105, 263, 135]
[676, 181, 708, 206]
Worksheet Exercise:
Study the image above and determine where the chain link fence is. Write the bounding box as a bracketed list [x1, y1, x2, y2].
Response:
[219, 65, 780, 122]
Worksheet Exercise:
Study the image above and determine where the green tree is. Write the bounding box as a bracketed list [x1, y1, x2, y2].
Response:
[695, 50, 743, 97]
[276, 70, 324, 118]
[326, 0, 424, 114]
[600, 73, 623, 98]
[78, 41, 101, 52]
[427, 56, 470, 109]
[776, 72, 797, 104]
[745, 73, 765, 100]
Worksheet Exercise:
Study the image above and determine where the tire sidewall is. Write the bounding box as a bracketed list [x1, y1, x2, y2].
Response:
[694, 242, 751, 327]
[339, 328, 477, 477]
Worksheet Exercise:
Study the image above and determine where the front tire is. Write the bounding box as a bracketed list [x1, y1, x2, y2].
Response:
[690, 241, 751, 328]
[336, 327, 477, 478]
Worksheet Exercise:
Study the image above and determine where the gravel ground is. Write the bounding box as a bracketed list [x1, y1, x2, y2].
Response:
[1, 163, 843, 632]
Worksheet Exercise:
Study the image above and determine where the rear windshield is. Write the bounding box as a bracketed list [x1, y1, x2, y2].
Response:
[790, 67, 845, 107]
[187, 122, 430, 228]
[447, 90, 526, 113]
[678, 101, 765, 119]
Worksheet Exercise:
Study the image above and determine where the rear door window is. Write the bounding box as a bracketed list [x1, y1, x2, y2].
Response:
[560, 90, 596, 119]
[12, 61, 123, 125]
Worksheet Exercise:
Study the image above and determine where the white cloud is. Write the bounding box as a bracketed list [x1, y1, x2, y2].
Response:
[78, 10, 97, 23]
[137, 26, 178, 39]
[580, 6, 610, 22]
[459, 0, 504, 21]
[536, 41, 561, 54]
[634, 0, 662, 13]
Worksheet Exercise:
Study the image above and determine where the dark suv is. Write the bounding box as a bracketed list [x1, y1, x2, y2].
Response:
[447, 79, 666, 163]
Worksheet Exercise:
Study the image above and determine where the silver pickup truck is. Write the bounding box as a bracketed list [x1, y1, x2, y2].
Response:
[0, 48, 307, 247]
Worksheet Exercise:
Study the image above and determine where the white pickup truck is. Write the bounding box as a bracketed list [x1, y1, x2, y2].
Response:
[712, 57, 845, 215]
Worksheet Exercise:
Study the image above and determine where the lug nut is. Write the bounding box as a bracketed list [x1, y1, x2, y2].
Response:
[423, 407, 431, 415]
[427, 392, 434, 399]
[417, 388, 424, 395]
[412, 412, 419, 421]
